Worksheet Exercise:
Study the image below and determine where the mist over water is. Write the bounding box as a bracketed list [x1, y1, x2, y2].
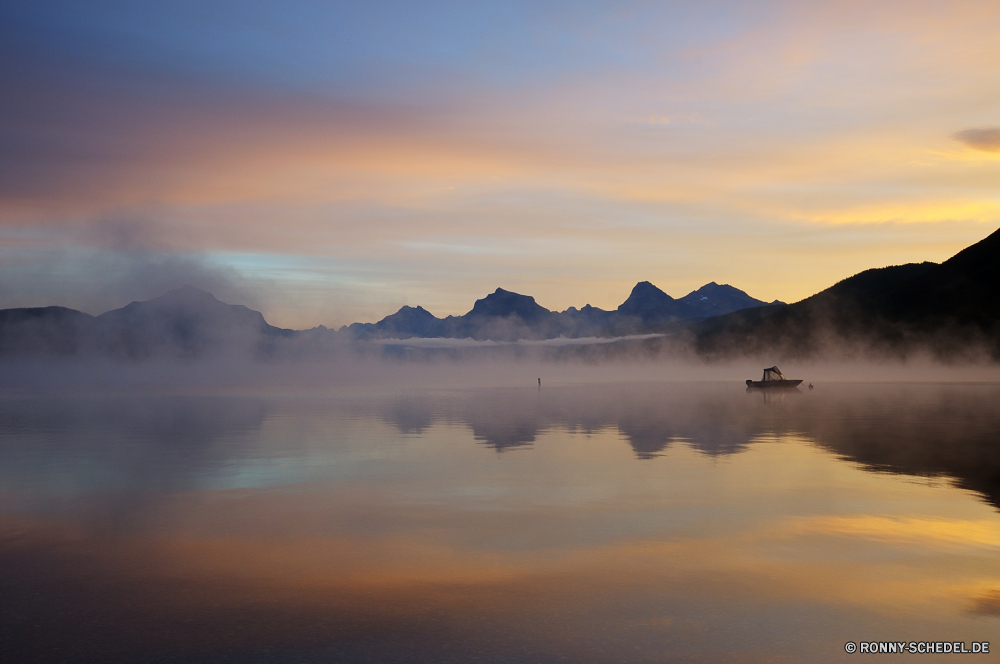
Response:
[2, 351, 999, 395]
[2, 379, 1000, 662]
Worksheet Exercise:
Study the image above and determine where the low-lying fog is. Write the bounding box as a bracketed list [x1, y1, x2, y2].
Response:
[2, 353, 998, 395]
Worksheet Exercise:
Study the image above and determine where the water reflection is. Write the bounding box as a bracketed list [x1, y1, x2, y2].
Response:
[368, 384, 1000, 503]
[6, 383, 1000, 511]
[797, 386, 1000, 510]
[370, 386, 763, 458]
[0, 395, 268, 495]
[2, 382, 1000, 663]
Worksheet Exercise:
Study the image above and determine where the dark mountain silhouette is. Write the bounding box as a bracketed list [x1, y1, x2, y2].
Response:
[434, 288, 560, 341]
[94, 285, 292, 358]
[617, 281, 698, 323]
[469, 288, 549, 321]
[678, 282, 779, 317]
[692, 263, 932, 358]
[342, 281, 775, 342]
[0, 306, 94, 356]
[0, 286, 293, 359]
[6, 225, 996, 356]
[7, 230, 999, 356]
[555, 304, 617, 338]
[886, 227, 1000, 330]
[21, 244, 982, 356]
[694, 226, 1000, 359]
[358, 281, 777, 343]
[378, 305, 440, 337]
[349, 305, 441, 340]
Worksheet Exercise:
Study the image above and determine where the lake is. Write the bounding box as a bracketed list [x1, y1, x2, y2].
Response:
[2, 381, 999, 662]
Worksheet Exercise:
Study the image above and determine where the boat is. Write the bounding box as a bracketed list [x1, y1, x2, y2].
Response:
[745, 366, 802, 389]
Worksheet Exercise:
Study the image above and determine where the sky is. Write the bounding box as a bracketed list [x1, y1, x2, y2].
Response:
[1, 0, 999, 329]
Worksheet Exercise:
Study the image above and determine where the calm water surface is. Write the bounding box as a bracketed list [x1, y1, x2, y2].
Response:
[2, 382, 1000, 663]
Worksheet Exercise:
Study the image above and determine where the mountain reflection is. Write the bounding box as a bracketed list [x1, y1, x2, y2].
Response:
[4, 383, 1000, 510]
[382, 397, 437, 435]
[377, 385, 763, 458]
[372, 383, 1000, 509]
[797, 385, 1000, 509]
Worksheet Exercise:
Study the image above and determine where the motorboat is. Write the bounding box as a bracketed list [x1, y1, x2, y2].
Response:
[746, 366, 802, 389]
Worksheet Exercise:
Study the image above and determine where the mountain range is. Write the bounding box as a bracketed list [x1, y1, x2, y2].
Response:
[0, 280, 772, 357]
[1, 226, 997, 360]
[345, 281, 778, 342]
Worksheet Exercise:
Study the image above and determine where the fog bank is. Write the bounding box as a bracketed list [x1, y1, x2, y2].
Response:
[3, 353, 998, 396]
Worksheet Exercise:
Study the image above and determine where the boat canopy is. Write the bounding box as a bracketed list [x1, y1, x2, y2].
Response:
[762, 366, 786, 382]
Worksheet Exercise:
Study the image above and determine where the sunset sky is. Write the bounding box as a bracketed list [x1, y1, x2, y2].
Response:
[2, 0, 999, 328]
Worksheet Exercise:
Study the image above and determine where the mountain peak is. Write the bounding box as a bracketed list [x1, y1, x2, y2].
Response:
[614, 281, 699, 322]
[679, 282, 769, 317]
[95, 286, 288, 335]
[366, 304, 441, 338]
[618, 281, 675, 313]
[469, 288, 550, 321]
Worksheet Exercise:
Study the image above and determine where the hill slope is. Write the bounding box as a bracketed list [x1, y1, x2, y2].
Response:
[693, 227, 1000, 359]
